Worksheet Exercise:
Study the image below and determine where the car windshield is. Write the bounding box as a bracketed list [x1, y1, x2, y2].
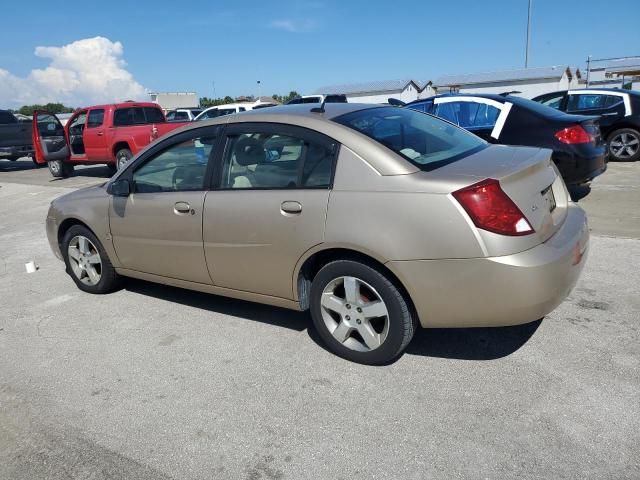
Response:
[334, 107, 486, 171]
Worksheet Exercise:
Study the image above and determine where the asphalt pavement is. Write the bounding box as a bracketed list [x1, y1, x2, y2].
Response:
[0, 159, 638, 479]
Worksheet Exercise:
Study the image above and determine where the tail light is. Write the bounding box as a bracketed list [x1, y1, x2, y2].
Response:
[555, 125, 593, 144]
[452, 179, 534, 236]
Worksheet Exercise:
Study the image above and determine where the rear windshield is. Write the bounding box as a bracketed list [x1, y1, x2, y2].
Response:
[334, 107, 486, 171]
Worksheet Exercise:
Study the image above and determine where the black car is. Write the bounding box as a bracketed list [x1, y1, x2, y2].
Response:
[404, 94, 607, 185]
[532, 89, 640, 162]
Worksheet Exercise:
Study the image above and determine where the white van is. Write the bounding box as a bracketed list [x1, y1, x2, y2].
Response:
[193, 101, 278, 121]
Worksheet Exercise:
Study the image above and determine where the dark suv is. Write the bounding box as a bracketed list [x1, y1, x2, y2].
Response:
[533, 89, 640, 162]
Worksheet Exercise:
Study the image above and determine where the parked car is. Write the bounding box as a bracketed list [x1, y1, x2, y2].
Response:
[45, 104, 588, 365]
[0, 109, 35, 162]
[32, 102, 189, 177]
[404, 94, 607, 185]
[165, 108, 202, 122]
[532, 88, 640, 162]
[194, 101, 278, 121]
[287, 94, 347, 105]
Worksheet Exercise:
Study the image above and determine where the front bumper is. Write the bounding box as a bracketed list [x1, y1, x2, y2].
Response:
[388, 203, 589, 328]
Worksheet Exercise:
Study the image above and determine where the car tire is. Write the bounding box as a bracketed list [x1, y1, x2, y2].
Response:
[309, 260, 416, 365]
[607, 128, 640, 162]
[47, 160, 73, 178]
[32, 157, 46, 168]
[61, 225, 121, 294]
[116, 148, 132, 170]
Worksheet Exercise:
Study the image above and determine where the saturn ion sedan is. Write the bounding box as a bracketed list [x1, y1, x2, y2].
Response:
[43, 104, 589, 364]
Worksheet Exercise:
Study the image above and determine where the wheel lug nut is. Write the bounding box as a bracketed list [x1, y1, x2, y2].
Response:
[345, 315, 350, 321]
[356, 319, 362, 324]
[346, 304, 351, 309]
[356, 307, 362, 313]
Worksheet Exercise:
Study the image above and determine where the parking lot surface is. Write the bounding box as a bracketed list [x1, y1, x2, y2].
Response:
[1, 160, 639, 479]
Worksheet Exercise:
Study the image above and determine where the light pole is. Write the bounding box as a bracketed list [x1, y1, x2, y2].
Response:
[257, 80, 261, 100]
[525, 0, 532, 68]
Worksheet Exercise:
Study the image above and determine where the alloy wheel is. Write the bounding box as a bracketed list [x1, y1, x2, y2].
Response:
[610, 132, 640, 159]
[320, 276, 390, 352]
[67, 235, 102, 286]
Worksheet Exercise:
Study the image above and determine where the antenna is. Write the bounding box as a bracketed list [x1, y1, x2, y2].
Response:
[310, 96, 328, 113]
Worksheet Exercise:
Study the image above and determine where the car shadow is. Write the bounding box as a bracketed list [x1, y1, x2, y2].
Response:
[568, 184, 592, 202]
[123, 278, 542, 362]
[0, 158, 38, 172]
[124, 278, 308, 332]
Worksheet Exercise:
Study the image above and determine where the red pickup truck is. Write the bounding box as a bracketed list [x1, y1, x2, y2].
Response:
[32, 102, 189, 177]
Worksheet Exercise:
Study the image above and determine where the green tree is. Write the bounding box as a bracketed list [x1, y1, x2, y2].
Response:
[17, 103, 74, 115]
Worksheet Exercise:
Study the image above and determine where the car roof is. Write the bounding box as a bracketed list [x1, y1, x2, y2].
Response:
[76, 102, 161, 110]
[173, 103, 419, 176]
[533, 88, 640, 98]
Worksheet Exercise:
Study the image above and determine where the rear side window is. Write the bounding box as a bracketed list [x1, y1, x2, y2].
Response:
[113, 107, 145, 126]
[144, 107, 165, 123]
[566, 94, 622, 111]
[435, 101, 500, 129]
[87, 109, 104, 128]
[221, 129, 335, 189]
[335, 107, 486, 171]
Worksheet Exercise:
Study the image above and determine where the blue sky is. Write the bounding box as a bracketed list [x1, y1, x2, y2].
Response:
[1, 0, 639, 106]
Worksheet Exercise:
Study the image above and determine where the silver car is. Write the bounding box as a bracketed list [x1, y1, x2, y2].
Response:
[43, 104, 589, 364]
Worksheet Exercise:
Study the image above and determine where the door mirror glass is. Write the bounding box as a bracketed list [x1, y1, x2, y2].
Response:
[110, 178, 131, 197]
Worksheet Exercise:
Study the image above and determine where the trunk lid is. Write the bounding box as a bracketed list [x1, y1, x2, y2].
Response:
[441, 144, 569, 256]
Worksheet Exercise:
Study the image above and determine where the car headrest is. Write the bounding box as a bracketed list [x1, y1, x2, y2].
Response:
[235, 137, 265, 166]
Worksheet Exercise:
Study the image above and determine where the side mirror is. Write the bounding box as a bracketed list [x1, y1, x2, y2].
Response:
[109, 178, 131, 197]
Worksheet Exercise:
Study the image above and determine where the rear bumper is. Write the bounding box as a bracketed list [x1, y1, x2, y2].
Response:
[388, 203, 589, 328]
[554, 150, 607, 185]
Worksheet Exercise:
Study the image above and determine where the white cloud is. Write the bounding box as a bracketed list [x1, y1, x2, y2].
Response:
[0, 36, 146, 108]
[269, 19, 318, 33]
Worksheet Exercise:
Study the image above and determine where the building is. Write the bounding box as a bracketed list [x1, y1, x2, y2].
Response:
[433, 66, 580, 98]
[586, 57, 640, 89]
[149, 92, 199, 111]
[312, 79, 434, 104]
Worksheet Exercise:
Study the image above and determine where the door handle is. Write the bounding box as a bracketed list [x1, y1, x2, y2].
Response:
[174, 201, 193, 215]
[97, 131, 104, 136]
[281, 201, 302, 215]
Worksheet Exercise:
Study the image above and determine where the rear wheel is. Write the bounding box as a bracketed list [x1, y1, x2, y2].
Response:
[61, 225, 120, 294]
[116, 148, 132, 170]
[310, 260, 416, 365]
[608, 128, 640, 162]
[47, 160, 74, 178]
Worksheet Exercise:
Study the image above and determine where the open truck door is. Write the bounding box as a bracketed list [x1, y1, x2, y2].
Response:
[32, 111, 73, 178]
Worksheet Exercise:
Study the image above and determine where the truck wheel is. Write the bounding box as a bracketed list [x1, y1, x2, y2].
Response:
[116, 148, 132, 170]
[48, 160, 74, 178]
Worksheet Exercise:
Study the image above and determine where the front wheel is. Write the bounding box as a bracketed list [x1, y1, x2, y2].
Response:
[61, 225, 121, 294]
[310, 260, 416, 365]
[116, 148, 132, 170]
[47, 160, 73, 178]
[608, 128, 640, 162]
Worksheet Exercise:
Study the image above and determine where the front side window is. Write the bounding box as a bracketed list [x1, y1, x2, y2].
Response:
[335, 106, 486, 171]
[68, 112, 87, 133]
[133, 134, 216, 193]
[221, 129, 335, 189]
[538, 93, 565, 110]
[87, 109, 105, 128]
[435, 101, 500, 129]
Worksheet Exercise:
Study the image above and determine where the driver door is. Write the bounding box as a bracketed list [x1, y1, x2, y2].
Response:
[31, 112, 70, 165]
[109, 126, 221, 284]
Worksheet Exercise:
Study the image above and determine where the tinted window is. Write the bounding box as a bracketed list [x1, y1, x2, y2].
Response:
[538, 93, 565, 110]
[87, 109, 105, 128]
[114, 107, 145, 126]
[408, 103, 426, 113]
[0, 111, 17, 124]
[133, 135, 216, 193]
[165, 111, 177, 121]
[335, 107, 485, 171]
[37, 113, 64, 137]
[144, 107, 165, 123]
[173, 111, 190, 121]
[221, 130, 334, 189]
[217, 108, 236, 116]
[68, 112, 87, 133]
[288, 97, 321, 104]
[435, 101, 500, 129]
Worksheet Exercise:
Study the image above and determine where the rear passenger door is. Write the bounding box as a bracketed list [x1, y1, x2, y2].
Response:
[202, 123, 338, 299]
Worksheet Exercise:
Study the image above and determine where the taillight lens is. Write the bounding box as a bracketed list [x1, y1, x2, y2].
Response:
[452, 179, 534, 236]
[555, 125, 593, 144]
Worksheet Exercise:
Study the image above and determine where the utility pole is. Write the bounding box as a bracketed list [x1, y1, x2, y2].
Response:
[257, 80, 261, 100]
[525, 0, 532, 68]
[586, 56, 591, 87]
